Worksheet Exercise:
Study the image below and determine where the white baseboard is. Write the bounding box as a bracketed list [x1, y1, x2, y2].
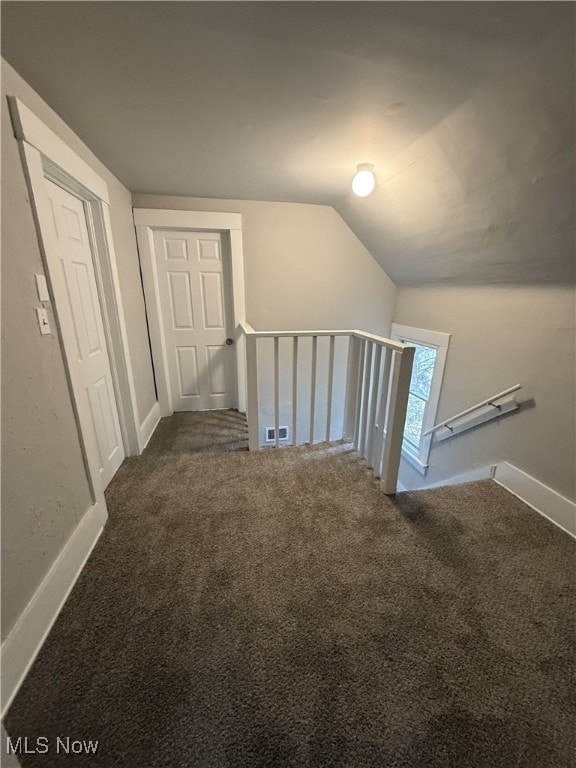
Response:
[494, 462, 576, 539]
[398, 465, 495, 492]
[138, 401, 160, 453]
[1, 723, 23, 766]
[0, 500, 108, 718]
[398, 462, 575, 540]
[425, 465, 496, 489]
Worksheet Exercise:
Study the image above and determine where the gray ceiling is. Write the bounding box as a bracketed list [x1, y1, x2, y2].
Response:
[2, 2, 574, 285]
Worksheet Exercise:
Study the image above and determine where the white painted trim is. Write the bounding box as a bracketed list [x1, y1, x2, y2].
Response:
[230, 229, 247, 413]
[398, 461, 575, 539]
[10, 97, 142, 457]
[380, 345, 415, 494]
[139, 401, 161, 452]
[99, 203, 142, 454]
[134, 209, 247, 416]
[18, 141, 101, 500]
[424, 384, 522, 438]
[401, 443, 428, 474]
[391, 323, 450, 349]
[426, 465, 496, 488]
[391, 322, 451, 471]
[241, 326, 407, 353]
[133, 208, 242, 231]
[135, 225, 174, 418]
[1, 501, 107, 718]
[494, 462, 576, 539]
[402, 464, 496, 491]
[245, 334, 260, 450]
[354, 329, 409, 353]
[8, 97, 110, 204]
[9, 98, 143, 492]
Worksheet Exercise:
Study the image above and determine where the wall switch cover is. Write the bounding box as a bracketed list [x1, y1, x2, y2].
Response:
[36, 307, 52, 335]
[35, 273, 50, 302]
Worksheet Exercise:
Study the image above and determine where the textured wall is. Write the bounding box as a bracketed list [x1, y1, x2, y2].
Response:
[336, 19, 575, 286]
[2, 59, 156, 429]
[2, 4, 573, 286]
[133, 194, 398, 447]
[1, 68, 92, 639]
[1, 60, 156, 639]
[132, 195, 397, 335]
[394, 286, 576, 501]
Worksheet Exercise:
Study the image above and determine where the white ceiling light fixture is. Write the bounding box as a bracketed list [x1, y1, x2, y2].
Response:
[352, 163, 375, 197]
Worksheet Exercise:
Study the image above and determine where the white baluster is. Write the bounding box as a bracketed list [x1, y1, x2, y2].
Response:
[344, 335, 361, 440]
[366, 344, 382, 468]
[353, 339, 366, 451]
[325, 335, 335, 442]
[292, 336, 298, 446]
[360, 342, 374, 458]
[274, 336, 280, 448]
[309, 335, 318, 444]
[373, 347, 392, 478]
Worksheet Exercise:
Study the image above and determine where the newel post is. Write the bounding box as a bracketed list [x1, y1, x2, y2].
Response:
[245, 334, 260, 451]
[380, 346, 414, 494]
[343, 335, 361, 440]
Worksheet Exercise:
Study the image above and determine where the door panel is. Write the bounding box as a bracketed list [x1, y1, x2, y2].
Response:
[168, 272, 195, 329]
[206, 346, 229, 394]
[176, 346, 200, 397]
[72, 260, 101, 353]
[164, 237, 188, 261]
[198, 237, 220, 261]
[45, 179, 125, 487]
[153, 229, 236, 411]
[200, 272, 225, 329]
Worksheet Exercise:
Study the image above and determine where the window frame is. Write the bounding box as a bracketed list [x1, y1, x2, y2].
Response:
[390, 323, 450, 474]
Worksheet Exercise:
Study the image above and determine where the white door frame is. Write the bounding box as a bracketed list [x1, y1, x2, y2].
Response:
[8, 97, 142, 501]
[134, 209, 247, 417]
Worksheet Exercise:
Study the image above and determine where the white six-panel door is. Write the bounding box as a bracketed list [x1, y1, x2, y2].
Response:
[152, 229, 237, 410]
[45, 180, 125, 487]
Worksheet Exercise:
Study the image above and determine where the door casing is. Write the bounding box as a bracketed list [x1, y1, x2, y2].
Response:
[9, 97, 141, 502]
[134, 208, 247, 417]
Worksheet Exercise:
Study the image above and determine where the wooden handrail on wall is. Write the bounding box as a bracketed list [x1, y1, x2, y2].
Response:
[241, 323, 414, 494]
[422, 384, 522, 438]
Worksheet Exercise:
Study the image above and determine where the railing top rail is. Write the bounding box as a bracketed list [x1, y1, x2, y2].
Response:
[241, 327, 352, 338]
[239, 324, 409, 353]
[352, 330, 407, 352]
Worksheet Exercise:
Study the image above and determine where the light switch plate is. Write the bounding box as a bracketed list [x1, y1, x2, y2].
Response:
[36, 307, 51, 335]
[35, 273, 50, 302]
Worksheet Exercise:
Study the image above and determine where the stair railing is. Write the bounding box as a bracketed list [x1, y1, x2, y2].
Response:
[422, 383, 522, 440]
[241, 324, 414, 494]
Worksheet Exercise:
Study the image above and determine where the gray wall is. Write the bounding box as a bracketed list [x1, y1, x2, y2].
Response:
[132, 195, 397, 335]
[256, 334, 350, 448]
[394, 285, 576, 501]
[1, 60, 156, 639]
[133, 195, 399, 449]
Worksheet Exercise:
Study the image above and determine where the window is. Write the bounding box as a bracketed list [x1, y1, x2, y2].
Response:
[391, 323, 450, 474]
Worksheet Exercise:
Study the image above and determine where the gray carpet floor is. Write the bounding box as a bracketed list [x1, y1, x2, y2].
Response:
[4, 410, 575, 767]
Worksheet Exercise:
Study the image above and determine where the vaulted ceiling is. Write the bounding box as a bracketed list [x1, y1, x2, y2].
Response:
[2, 2, 574, 285]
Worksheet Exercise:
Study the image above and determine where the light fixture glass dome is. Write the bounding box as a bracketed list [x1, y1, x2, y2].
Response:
[352, 163, 375, 197]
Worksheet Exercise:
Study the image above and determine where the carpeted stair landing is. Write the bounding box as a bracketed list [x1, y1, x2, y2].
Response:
[4, 410, 575, 767]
